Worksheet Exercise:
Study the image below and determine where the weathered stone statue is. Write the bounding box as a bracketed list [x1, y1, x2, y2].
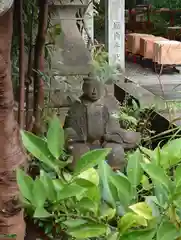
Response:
[64, 75, 141, 170]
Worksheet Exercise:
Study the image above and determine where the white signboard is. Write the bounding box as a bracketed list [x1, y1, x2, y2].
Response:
[107, 0, 125, 71]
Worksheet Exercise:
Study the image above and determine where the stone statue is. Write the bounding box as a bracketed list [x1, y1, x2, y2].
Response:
[64, 75, 141, 171]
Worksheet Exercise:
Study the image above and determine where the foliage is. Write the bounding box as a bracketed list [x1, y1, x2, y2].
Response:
[11, 1, 62, 94]
[91, 44, 123, 84]
[112, 97, 154, 147]
[17, 115, 181, 239]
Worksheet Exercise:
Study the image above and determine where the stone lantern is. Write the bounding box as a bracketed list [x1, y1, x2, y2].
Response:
[48, 0, 92, 75]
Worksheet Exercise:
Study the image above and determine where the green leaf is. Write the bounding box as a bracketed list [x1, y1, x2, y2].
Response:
[121, 229, 155, 240]
[40, 170, 57, 201]
[77, 168, 99, 186]
[33, 207, 52, 218]
[16, 169, 34, 202]
[175, 165, 181, 187]
[141, 163, 171, 191]
[154, 184, 169, 208]
[32, 178, 47, 207]
[162, 138, 181, 167]
[57, 183, 86, 201]
[107, 232, 119, 240]
[68, 223, 107, 239]
[53, 179, 65, 191]
[127, 150, 143, 187]
[76, 197, 98, 213]
[100, 203, 116, 220]
[157, 220, 180, 240]
[129, 202, 153, 220]
[74, 148, 111, 175]
[119, 212, 147, 234]
[83, 185, 101, 203]
[75, 178, 95, 188]
[109, 174, 131, 207]
[20, 130, 58, 171]
[63, 219, 87, 228]
[141, 175, 152, 191]
[140, 147, 154, 159]
[47, 115, 64, 159]
[98, 161, 115, 207]
[145, 196, 160, 217]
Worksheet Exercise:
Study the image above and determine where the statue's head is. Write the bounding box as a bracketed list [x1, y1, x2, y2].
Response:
[82, 74, 104, 101]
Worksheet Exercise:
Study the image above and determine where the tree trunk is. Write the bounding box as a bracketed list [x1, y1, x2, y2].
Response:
[17, 0, 25, 128]
[26, 1, 35, 130]
[33, 0, 48, 134]
[0, 8, 26, 240]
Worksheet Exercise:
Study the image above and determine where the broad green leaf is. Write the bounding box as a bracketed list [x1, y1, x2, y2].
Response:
[157, 220, 180, 240]
[68, 223, 107, 239]
[33, 207, 52, 218]
[100, 203, 116, 220]
[40, 170, 56, 201]
[52, 179, 65, 191]
[127, 150, 143, 187]
[57, 183, 86, 201]
[129, 202, 153, 220]
[141, 163, 171, 191]
[97, 161, 115, 207]
[83, 185, 101, 203]
[16, 169, 33, 202]
[119, 212, 147, 234]
[47, 115, 64, 159]
[145, 196, 160, 217]
[77, 168, 99, 186]
[141, 175, 152, 191]
[154, 184, 169, 208]
[109, 174, 131, 206]
[107, 232, 119, 240]
[175, 165, 181, 187]
[162, 138, 181, 168]
[74, 148, 111, 175]
[20, 130, 58, 171]
[76, 197, 98, 214]
[62, 171, 72, 182]
[63, 218, 87, 228]
[140, 147, 154, 159]
[32, 178, 47, 207]
[121, 229, 155, 240]
[75, 178, 95, 188]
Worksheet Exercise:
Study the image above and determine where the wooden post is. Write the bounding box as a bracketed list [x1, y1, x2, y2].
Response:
[105, 0, 125, 71]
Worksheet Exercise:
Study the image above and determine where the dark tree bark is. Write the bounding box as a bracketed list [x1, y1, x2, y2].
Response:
[26, 2, 35, 130]
[33, 0, 49, 134]
[16, 0, 25, 128]
[0, 8, 26, 240]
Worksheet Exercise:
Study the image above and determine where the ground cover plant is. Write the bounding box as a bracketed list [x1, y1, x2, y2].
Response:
[17, 115, 181, 239]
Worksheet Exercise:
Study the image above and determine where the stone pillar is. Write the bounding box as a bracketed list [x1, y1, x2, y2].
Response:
[105, 0, 125, 71]
[49, 0, 92, 75]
